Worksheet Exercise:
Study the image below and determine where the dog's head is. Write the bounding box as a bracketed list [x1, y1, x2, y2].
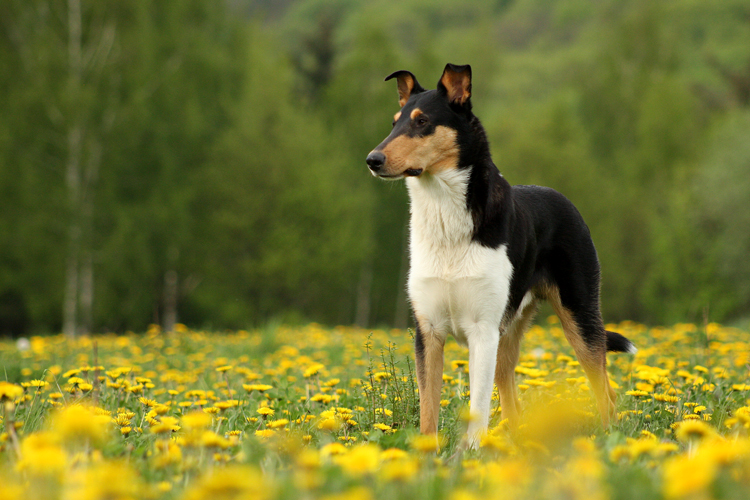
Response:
[366, 64, 474, 180]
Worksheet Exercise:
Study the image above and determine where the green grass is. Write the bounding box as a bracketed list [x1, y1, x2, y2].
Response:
[0, 320, 749, 499]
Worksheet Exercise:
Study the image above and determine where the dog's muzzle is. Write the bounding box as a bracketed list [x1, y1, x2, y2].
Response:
[366, 151, 423, 178]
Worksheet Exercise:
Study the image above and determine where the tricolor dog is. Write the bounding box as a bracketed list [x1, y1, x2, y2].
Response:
[366, 64, 635, 448]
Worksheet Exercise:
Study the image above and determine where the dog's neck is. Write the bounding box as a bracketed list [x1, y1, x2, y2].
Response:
[406, 156, 512, 250]
[406, 169, 474, 247]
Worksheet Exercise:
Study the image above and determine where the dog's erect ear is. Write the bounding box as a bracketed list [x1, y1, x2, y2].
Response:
[385, 70, 425, 107]
[437, 63, 472, 105]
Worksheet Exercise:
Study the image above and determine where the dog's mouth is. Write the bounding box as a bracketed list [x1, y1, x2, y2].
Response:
[375, 168, 423, 179]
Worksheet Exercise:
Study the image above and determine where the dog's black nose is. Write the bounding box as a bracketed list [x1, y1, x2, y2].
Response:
[366, 151, 385, 172]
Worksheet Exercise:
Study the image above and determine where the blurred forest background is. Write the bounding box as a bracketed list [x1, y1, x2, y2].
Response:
[1, 0, 750, 336]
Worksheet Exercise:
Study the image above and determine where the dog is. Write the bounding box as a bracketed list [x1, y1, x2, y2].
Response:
[366, 64, 636, 448]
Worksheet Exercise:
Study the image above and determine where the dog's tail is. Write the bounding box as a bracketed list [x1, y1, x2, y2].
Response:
[605, 330, 637, 354]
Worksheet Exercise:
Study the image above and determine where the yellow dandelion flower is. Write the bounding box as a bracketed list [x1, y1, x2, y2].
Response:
[255, 429, 276, 439]
[267, 419, 289, 429]
[180, 411, 211, 429]
[333, 444, 380, 477]
[16, 432, 66, 478]
[153, 440, 182, 468]
[66, 462, 143, 500]
[674, 420, 717, 444]
[320, 442, 348, 458]
[215, 365, 233, 372]
[409, 433, 446, 453]
[182, 465, 272, 500]
[0, 382, 23, 402]
[127, 384, 144, 394]
[625, 390, 650, 397]
[27, 379, 49, 390]
[317, 417, 341, 432]
[662, 454, 716, 499]
[201, 431, 232, 448]
[51, 405, 110, 446]
[380, 448, 408, 461]
[242, 384, 273, 393]
[303, 363, 325, 378]
[451, 360, 468, 371]
[310, 393, 334, 404]
[214, 400, 240, 411]
[113, 414, 132, 427]
[654, 393, 680, 403]
[257, 407, 275, 417]
[151, 416, 180, 434]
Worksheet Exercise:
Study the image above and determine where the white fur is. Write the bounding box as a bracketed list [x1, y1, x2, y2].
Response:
[406, 168, 514, 447]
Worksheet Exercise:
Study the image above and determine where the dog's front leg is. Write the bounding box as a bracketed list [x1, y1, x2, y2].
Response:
[414, 322, 445, 437]
[466, 324, 500, 448]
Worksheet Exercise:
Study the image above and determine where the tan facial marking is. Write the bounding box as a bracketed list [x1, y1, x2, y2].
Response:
[410, 108, 423, 120]
[393, 111, 402, 122]
[380, 125, 459, 176]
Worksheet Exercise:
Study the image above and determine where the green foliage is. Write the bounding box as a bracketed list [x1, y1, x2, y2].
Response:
[1, 0, 750, 333]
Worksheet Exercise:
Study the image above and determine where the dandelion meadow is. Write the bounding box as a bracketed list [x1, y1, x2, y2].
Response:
[1, 320, 749, 500]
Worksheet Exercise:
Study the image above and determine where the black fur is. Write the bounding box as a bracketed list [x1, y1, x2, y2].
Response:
[605, 330, 634, 352]
[414, 320, 426, 378]
[375, 66, 634, 355]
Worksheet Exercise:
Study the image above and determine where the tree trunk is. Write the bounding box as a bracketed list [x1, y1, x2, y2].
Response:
[63, 0, 83, 338]
[163, 270, 179, 333]
[79, 250, 93, 335]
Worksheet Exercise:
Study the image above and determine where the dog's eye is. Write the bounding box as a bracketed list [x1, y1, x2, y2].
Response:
[415, 116, 428, 126]
[392, 120, 396, 127]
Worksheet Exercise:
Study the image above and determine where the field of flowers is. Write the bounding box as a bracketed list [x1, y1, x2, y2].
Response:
[1, 319, 749, 500]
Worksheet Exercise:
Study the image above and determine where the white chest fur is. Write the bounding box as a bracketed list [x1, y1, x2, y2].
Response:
[406, 169, 513, 346]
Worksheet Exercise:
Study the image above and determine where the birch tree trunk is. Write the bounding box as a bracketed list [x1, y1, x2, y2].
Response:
[63, 0, 83, 338]
[163, 270, 179, 333]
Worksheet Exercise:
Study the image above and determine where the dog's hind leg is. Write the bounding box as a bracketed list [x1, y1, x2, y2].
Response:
[494, 295, 538, 427]
[547, 286, 616, 427]
[414, 320, 445, 438]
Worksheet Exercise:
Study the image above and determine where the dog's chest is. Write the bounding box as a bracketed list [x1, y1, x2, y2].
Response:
[406, 170, 513, 342]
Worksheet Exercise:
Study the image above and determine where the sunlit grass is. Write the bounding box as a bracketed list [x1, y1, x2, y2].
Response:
[1, 320, 749, 499]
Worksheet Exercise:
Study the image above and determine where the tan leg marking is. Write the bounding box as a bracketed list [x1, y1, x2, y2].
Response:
[415, 319, 445, 435]
[546, 286, 615, 426]
[494, 299, 537, 428]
